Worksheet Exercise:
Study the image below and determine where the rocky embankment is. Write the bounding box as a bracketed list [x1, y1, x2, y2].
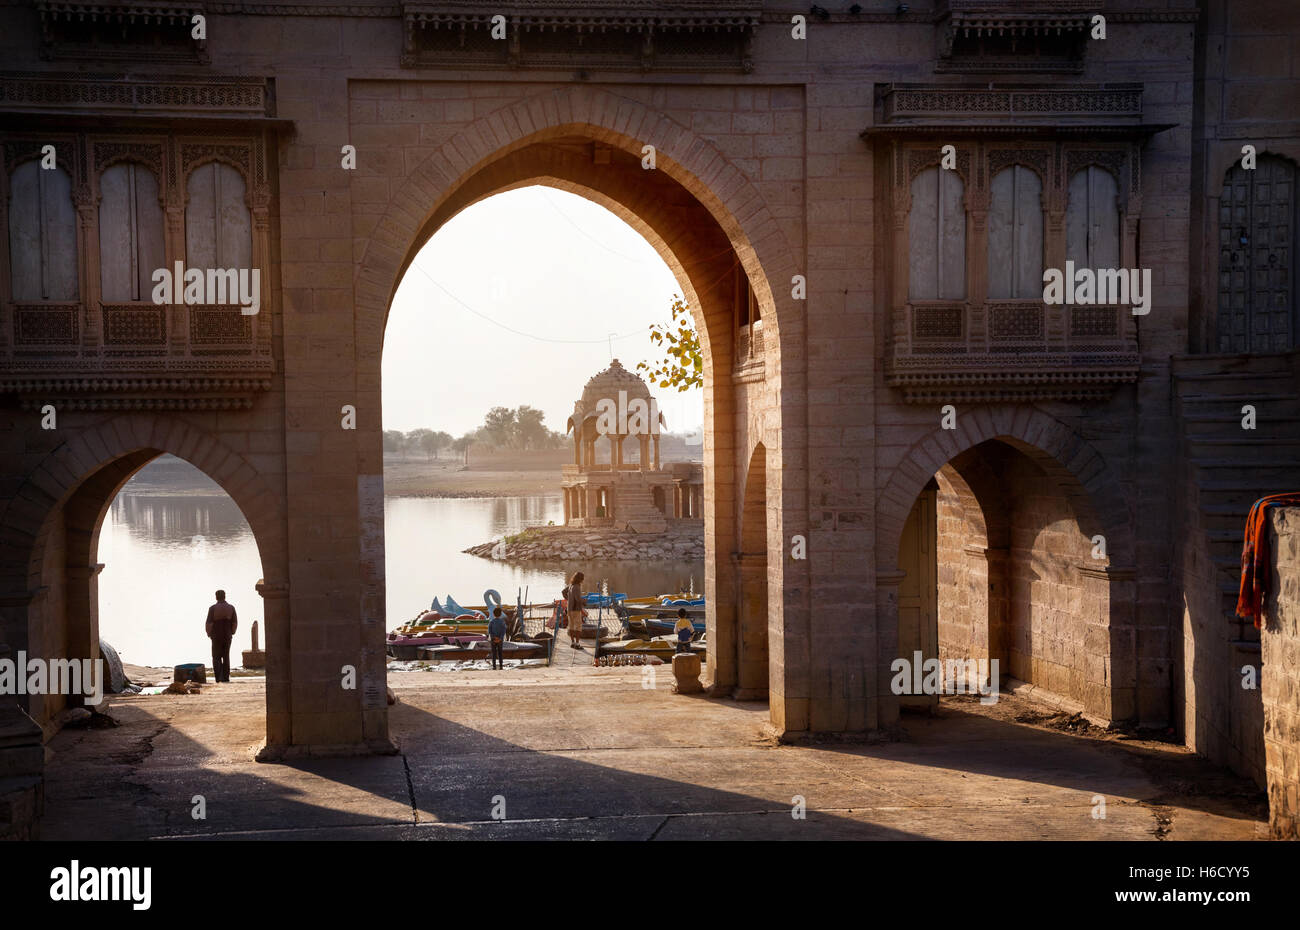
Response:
[464, 525, 704, 562]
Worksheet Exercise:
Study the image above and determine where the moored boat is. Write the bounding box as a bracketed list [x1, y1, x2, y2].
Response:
[417, 640, 544, 661]
[598, 637, 707, 659]
[387, 629, 486, 659]
[630, 616, 704, 637]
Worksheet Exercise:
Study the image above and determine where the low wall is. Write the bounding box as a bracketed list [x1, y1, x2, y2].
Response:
[1262, 506, 1300, 839]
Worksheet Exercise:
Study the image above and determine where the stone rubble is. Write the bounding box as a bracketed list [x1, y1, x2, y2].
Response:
[463, 525, 704, 562]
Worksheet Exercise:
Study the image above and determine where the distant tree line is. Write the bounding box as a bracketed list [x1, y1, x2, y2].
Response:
[384, 405, 567, 464]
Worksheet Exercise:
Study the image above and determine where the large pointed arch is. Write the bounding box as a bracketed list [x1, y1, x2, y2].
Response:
[0, 415, 290, 737]
[353, 83, 805, 732]
[353, 83, 799, 372]
[875, 406, 1134, 574]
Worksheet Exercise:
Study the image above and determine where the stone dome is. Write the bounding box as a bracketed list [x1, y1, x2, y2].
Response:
[579, 358, 652, 408]
[567, 359, 665, 434]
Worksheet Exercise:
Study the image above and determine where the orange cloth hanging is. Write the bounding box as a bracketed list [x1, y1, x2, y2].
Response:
[1236, 492, 1300, 629]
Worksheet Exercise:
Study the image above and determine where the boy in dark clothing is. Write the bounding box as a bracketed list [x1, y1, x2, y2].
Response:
[487, 607, 508, 670]
[205, 589, 238, 683]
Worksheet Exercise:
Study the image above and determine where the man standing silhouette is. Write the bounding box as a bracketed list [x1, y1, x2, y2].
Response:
[205, 589, 238, 683]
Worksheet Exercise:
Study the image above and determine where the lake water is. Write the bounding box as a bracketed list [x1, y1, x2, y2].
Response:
[98, 456, 702, 667]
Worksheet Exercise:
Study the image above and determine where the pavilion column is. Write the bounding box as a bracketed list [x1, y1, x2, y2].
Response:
[653, 435, 660, 470]
[639, 435, 649, 472]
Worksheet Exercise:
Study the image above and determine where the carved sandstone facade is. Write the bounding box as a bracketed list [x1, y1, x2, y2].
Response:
[0, 1, 1297, 836]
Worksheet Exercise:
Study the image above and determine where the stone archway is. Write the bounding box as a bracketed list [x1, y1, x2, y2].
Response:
[0, 415, 291, 744]
[875, 408, 1137, 728]
[352, 84, 802, 729]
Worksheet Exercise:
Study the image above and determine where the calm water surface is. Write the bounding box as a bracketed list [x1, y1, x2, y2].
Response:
[99, 456, 701, 666]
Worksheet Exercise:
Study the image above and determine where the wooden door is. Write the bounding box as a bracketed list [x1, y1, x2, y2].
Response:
[897, 485, 938, 709]
[1218, 156, 1297, 353]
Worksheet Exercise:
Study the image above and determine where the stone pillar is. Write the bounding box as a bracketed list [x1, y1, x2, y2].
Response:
[65, 562, 105, 705]
[872, 571, 908, 732]
[562, 488, 571, 524]
[242, 618, 266, 669]
[1046, 208, 1068, 351]
[733, 552, 769, 699]
[164, 205, 187, 354]
[573, 433, 581, 466]
[672, 652, 703, 694]
[653, 434, 660, 471]
[251, 201, 273, 352]
[255, 579, 294, 754]
[966, 196, 989, 352]
[1077, 563, 1137, 726]
[983, 546, 1010, 684]
[639, 435, 649, 472]
[74, 192, 99, 352]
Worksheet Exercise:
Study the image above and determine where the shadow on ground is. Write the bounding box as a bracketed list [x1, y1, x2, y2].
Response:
[36, 671, 1267, 841]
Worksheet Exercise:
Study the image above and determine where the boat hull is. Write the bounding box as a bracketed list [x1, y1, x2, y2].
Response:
[417, 641, 544, 661]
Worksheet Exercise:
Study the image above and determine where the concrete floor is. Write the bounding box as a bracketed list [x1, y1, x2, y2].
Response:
[38, 666, 1269, 840]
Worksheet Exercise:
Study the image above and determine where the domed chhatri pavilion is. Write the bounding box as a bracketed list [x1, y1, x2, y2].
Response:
[563, 360, 703, 534]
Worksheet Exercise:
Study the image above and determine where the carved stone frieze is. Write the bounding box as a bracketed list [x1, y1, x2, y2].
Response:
[0, 73, 274, 117]
[879, 83, 1144, 126]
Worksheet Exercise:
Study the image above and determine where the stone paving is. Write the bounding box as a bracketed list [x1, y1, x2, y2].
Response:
[37, 668, 1268, 841]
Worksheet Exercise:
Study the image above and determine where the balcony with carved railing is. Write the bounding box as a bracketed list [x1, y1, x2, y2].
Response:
[0, 301, 274, 410]
[866, 81, 1167, 404]
[887, 299, 1140, 403]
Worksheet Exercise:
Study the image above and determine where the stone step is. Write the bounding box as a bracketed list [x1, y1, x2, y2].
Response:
[1178, 413, 1299, 438]
[1187, 459, 1300, 485]
[1177, 389, 1298, 405]
[1179, 404, 1300, 423]
[1173, 367, 1296, 386]
[1170, 351, 1296, 377]
[1175, 369, 1294, 387]
[1206, 528, 1248, 546]
[1212, 555, 1244, 587]
[1187, 437, 1300, 459]
[1198, 478, 1291, 495]
[1199, 504, 1253, 534]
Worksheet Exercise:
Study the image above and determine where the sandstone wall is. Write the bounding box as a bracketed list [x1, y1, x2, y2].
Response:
[1175, 465, 1267, 786]
[1262, 506, 1300, 838]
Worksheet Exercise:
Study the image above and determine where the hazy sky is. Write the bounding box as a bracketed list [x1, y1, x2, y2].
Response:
[381, 186, 705, 439]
